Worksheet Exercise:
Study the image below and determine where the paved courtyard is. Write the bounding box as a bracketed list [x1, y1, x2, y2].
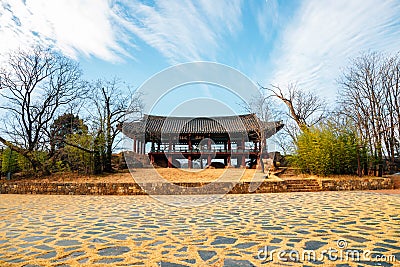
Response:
[0, 192, 399, 266]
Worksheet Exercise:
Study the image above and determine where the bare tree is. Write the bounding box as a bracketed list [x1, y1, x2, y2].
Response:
[241, 92, 285, 166]
[262, 84, 327, 131]
[381, 53, 400, 170]
[255, 83, 327, 156]
[338, 51, 400, 175]
[87, 79, 143, 173]
[243, 93, 279, 122]
[0, 46, 83, 174]
[242, 84, 326, 155]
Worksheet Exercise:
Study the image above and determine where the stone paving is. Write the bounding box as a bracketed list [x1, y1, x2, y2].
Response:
[0, 192, 399, 266]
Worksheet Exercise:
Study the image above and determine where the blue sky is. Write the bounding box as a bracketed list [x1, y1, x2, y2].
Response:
[1, 0, 400, 116]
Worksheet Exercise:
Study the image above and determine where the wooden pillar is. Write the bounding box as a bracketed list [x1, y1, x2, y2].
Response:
[254, 141, 258, 152]
[241, 155, 246, 168]
[168, 155, 172, 168]
[262, 140, 266, 157]
[188, 134, 192, 151]
[133, 137, 137, 153]
[188, 155, 192, 169]
[258, 140, 266, 171]
[151, 141, 155, 152]
[228, 139, 231, 151]
[157, 142, 161, 151]
[168, 136, 172, 151]
[142, 142, 146, 154]
[227, 155, 231, 167]
[208, 135, 212, 165]
[241, 136, 245, 151]
[150, 154, 154, 164]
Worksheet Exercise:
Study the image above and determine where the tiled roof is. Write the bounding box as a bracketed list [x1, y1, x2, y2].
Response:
[123, 114, 283, 138]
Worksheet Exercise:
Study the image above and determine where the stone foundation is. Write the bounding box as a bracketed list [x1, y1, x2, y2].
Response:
[0, 177, 394, 195]
[319, 177, 394, 191]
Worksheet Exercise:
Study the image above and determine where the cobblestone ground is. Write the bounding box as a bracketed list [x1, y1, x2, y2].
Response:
[0, 192, 399, 266]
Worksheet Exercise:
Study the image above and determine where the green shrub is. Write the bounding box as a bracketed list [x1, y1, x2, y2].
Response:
[290, 123, 363, 176]
[2, 148, 19, 173]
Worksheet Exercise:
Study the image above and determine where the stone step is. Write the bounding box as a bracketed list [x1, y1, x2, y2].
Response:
[286, 185, 321, 188]
[285, 180, 318, 184]
[286, 181, 320, 185]
[283, 179, 322, 192]
[286, 183, 320, 187]
[284, 179, 319, 183]
[286, 188, 322, 192]
[286, 184, 320, 187]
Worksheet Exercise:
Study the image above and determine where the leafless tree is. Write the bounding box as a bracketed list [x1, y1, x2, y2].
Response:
[241, 91, 285, 161]
[243, 93, 279, 122]
[262, 84, 327, 131]
[86, 79, 143, 172]
[0, 46, 84, 174]
[256, 83, 327, 155]
[338, 51, 400, 175]
[242, 84, 326, 155]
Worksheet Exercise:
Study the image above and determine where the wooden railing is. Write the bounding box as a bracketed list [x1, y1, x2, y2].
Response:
[149, 148, 260, 153]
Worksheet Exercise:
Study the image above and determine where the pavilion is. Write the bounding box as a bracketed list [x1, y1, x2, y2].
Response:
[123, 113, 284, 169]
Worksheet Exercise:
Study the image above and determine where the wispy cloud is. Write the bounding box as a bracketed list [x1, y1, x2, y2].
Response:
[0, 0, 243, 64]
[113, 0, 243, 63]
[256, 0, 279, 42]
[268, 0, 400, 99]
[0, 0, 130, 61]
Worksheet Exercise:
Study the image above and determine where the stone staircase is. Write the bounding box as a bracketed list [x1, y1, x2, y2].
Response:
[283, 179, 322, 192]
[119, 152, 152, 168]
[133, 153, 152, 168]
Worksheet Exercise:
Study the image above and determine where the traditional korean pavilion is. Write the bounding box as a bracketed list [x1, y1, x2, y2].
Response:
[123, 113, 283, 169]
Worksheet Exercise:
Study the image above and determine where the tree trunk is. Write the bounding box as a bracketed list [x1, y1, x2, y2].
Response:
[104, 143, 113, 172]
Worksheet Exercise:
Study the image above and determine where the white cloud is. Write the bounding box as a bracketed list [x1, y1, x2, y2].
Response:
[256, 0, 279, 42]
[0, 0, 131, 61]
[0, 0, 243, 64]
[113, 0, 243, 63]
[268, 0, 400, 101]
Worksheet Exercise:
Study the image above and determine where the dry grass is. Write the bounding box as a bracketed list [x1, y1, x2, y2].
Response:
[3, 168, 276, 184]
[5, 168, 386, 184]
[133, 168, 264, 183]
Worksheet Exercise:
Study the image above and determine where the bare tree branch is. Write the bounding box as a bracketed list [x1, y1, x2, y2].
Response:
[261, 83, 327, 131]
[0, 46, 84, 174]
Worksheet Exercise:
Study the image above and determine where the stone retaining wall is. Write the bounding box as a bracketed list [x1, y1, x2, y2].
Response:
[391, 175, 400, 189]
[319, 177, 394, 191]
[0, 177, 394, 195]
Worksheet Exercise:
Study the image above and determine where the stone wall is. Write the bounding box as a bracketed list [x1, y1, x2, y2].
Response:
[0, 177, 394, 195]
[391, 175, 400, 189]
[319, 177, 394, 191]
[0, 183, 144, 195]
